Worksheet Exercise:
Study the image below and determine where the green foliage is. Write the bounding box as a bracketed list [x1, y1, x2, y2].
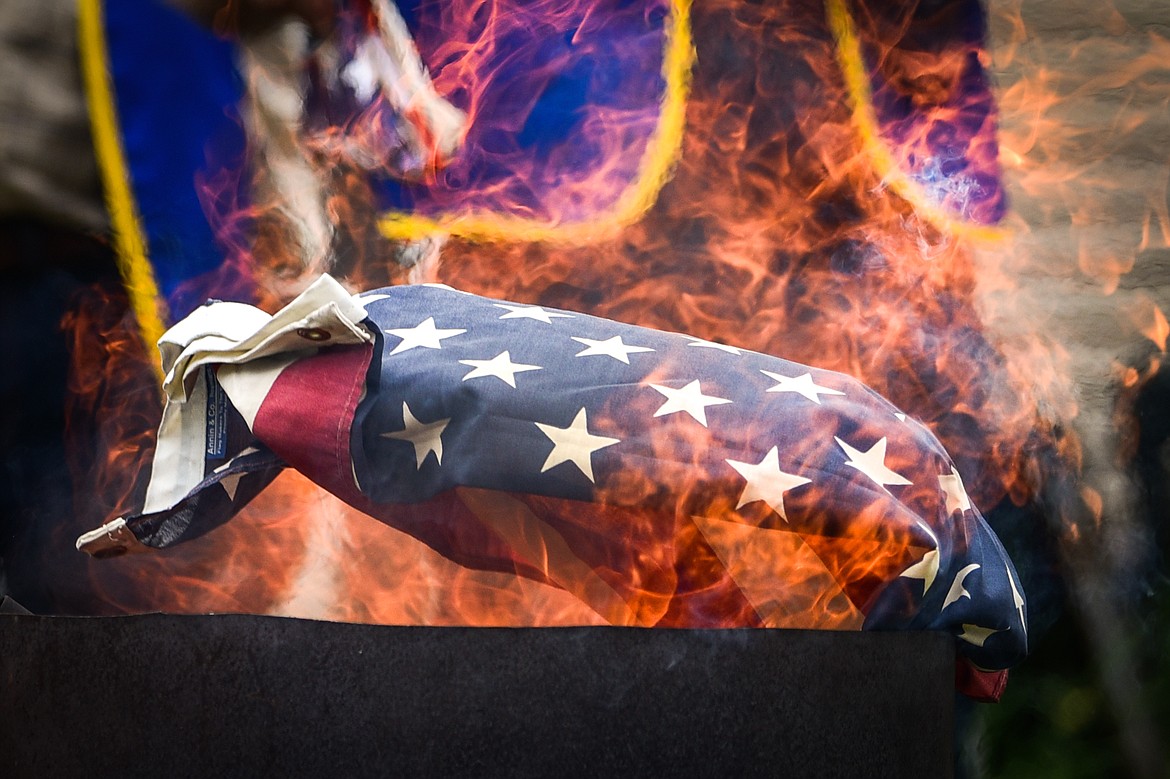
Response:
[978, 584, 1170, 779]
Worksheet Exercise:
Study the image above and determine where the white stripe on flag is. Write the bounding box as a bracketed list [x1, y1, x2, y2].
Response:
[218, 354, 303, 429]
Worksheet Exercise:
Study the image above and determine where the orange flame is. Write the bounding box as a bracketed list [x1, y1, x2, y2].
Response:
[59, 0, 1166, 626]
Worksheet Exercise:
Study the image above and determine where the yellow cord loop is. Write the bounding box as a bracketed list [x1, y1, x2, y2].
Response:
[825, 0, 1009, 244]
[378, 0, 696, 245]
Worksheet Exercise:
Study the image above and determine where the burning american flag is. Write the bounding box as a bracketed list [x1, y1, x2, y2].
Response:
[78, 274, 1028, 696]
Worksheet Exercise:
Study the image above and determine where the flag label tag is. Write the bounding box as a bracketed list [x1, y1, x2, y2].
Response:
[205, 370, 228, 460]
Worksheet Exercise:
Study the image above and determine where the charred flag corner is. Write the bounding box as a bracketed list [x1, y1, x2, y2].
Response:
[78, 274, 1029, 699]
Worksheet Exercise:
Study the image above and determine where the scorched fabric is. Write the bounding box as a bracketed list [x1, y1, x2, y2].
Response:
[78, 275, 1028, 687]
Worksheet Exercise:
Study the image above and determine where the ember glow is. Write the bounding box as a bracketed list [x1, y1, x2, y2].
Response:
[57, 0, 1140, 630]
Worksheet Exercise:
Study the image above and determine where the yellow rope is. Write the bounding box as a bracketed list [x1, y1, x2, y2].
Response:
[78, 0, 167, 382]
[378, 0, 696, 244]
[825, 0, 1008, 243]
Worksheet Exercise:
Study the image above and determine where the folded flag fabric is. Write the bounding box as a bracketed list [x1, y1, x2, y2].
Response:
[78, 275, 1027, 684]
